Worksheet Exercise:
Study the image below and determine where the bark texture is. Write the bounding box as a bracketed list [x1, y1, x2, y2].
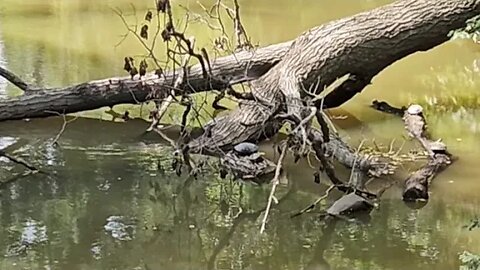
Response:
[371, 101, 453, 201]
[189, 0, 480, 153]
[0, 42, 291, 121]
[1, 0, 478, 124]
[401, 105, 452, 201]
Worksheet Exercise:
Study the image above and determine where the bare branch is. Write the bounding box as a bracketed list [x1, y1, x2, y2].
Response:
[231, 0, 252, 50]
[260, 142, 287, 234]
[291, 185, 335, 217]
[0, 66, 38, 93]
[0, 151, 39, 172]
[49, 112, 78, 146]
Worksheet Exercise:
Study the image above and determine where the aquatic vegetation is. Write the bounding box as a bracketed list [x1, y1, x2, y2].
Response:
[459, 251, 480, 270]
[417, 65, 480, 113]
[450, 15, 480, 43]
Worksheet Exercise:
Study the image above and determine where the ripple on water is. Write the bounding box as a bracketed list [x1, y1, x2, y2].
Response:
[104, 216, 136, 241]
[5, 219, 48, 257]
[0, 137, 17, 151]
[90, 243, 103, 260]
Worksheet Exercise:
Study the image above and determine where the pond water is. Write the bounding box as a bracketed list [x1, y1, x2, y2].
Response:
[1, 0, 480, 269]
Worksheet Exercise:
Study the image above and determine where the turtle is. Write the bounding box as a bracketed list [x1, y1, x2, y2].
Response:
[233, 142, 259, 156]
[326, 193, 375, 217]
[429, 140, 446, 151]
[244, 152, 264, 162]
[407, 104, 423, 115]
[429, 139, 448, 155]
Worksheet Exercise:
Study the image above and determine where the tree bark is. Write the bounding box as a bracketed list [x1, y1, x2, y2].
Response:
[371, 101, 453, 201]
[0, 0, 479, 132]
[188, 0, 480, 153]
[401, 105, 452, 201]
[0, 41, 291, 121]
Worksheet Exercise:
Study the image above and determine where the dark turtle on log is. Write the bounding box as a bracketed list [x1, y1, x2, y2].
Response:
[327, 193, 375, 217]
[233, 142, 259, 156]
[219, 142, 274, 181]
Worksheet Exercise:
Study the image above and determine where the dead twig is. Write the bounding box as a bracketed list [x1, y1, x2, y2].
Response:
[348, 139, 366, 185]
[147, 55, 190, 132]
[259, 142, 287, 234]
[0, 151, 39, 172]
[152, 126, 177, 148]
[291, 107, 317, 135]
[221, 0, 252, 50]
[291, 185, 335, 218]
[44, 111, 78, 146]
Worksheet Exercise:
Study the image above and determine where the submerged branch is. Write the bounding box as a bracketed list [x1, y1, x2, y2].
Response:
[0, 151, 40, 172]
[291, 185, 335, 218]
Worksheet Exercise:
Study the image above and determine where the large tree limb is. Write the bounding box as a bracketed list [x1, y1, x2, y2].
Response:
[188, 0, 480, 154]
[1, 0, 477, 123]
[401, 105, 452, 201]
[0, 41, 291, 121]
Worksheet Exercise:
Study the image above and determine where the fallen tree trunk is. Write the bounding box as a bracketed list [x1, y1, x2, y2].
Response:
[371, 101, 453, 201]
[188, 0, 480, 153]
[0, 41, 292, 121]
[0, 0, 478, 123]
[401, 105, 452, 201]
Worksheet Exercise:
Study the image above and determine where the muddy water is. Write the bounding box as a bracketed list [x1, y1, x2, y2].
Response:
[1, 0, 480, 269]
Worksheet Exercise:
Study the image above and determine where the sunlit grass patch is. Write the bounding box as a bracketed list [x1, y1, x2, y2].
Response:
[415, 65, 480, 113]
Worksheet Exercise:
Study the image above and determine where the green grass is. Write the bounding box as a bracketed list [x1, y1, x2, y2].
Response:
[415, 65, 480, 113]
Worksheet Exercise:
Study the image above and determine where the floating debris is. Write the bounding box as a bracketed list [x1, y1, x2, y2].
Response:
[97, 180, 111, 192]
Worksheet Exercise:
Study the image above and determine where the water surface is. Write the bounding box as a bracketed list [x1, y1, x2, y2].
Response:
[1, 1, 480, 269]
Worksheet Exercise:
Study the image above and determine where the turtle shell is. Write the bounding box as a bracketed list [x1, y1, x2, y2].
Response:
[429, 140, 447, 151]
[407, 104, 423, 115]
[246, 152, 264, 162]
[233, 142, 259, 156]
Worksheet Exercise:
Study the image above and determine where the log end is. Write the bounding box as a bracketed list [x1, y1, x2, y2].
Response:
[402, 182, 429, 202]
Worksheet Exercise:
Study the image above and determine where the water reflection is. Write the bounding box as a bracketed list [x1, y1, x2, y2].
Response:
[104, 216, 137, 241]
[0, 117, 479, 270]
[1, 0, 480, 269]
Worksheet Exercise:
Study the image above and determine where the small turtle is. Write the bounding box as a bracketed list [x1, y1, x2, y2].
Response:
[429, 140, 447, 154]
[430, 140, 446, 151]
[407, 104, 423, 115]
[245, 152, 264, 162]
[233, 142, 259, 156]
